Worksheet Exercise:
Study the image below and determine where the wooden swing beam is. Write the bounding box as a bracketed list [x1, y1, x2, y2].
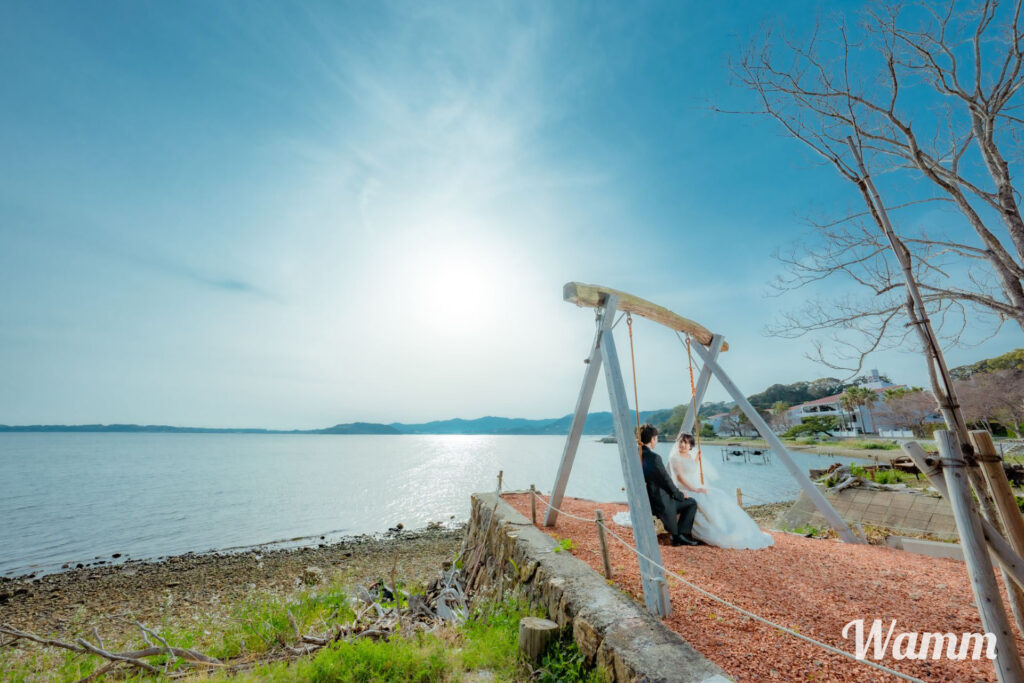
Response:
[547, 283, 859, 618]
[564, 282, 729, 351]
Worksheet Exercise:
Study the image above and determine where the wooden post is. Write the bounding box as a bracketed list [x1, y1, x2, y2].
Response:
[736, 488, 742, 508]
[519, 617, 559, 665]
[595, 510, 612, 579]
[936, 430, 1023, 682]
[971, 430, 1024, 636]
[903, 442, 1024, 591]
[690, 339, 860, 543]
[600, 295, 671, 618]
[497, 470, 503, 494]
[530, 485, 537, 525]
[545, 302, 612, 526]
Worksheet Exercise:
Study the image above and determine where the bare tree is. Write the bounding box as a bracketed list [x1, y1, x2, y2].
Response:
[989, 369, 1024, 435]
[960, 368, 1024, 435]
[718, 410, 738, 436]
[959, 372, 1004, 430]
[884, 387, 943, 435]
[725, 0, 1024, 371]
[769, 400, 792, 431]
[727, 3, 1024, 656]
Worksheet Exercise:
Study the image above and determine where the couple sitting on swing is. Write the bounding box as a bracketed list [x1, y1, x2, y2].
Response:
[616, 423, 773, 550]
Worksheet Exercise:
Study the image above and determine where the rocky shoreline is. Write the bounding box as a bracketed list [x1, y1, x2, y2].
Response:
[0, 526, 465, 645]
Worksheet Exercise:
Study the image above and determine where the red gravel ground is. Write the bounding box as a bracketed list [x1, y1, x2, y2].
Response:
[504, 493, 1022, 682]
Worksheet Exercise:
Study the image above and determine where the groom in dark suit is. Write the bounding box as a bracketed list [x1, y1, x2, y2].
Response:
[638, 423, 699, 546]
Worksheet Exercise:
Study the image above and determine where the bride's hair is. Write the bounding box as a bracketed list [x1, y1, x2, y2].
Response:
[675, 432, 696, 450]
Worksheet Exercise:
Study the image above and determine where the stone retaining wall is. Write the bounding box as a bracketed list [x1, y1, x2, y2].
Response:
[466, 492, 729, 683]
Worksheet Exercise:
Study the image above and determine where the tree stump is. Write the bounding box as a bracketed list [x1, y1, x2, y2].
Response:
[518, 617, 559, 664]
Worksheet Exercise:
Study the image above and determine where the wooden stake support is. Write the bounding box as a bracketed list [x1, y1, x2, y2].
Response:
[595, 510, 612, 579]
[736, 488, 742, 508]
[936, 431, 1023, 682]
[971, 430, 1024, 636]
[903, 442, 1024, 591]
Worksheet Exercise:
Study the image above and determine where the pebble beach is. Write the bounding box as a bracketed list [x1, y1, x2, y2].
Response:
[0, 527, 464, 647]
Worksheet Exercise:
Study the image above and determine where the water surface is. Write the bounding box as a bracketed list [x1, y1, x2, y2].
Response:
[0, 433, 866, 576]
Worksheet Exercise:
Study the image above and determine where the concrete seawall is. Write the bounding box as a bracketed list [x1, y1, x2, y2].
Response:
[778, 487, 957, 539]
[465, 492, 730, 683]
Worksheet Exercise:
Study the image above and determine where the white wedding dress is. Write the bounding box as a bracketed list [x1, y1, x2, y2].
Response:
[613, 450, 773, 550]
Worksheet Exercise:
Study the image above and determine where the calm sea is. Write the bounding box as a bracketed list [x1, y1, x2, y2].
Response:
[0, 433, 866, 577]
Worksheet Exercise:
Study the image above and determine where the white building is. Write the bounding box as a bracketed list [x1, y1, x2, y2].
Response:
[786, 370, 900, 436]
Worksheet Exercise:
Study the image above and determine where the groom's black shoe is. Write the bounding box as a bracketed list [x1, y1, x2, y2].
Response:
[671, 535, 699, 546]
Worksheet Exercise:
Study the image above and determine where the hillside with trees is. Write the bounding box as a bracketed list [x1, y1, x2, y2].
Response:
[950, 349, 1024, 380]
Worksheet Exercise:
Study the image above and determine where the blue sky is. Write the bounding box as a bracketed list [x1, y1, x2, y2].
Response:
[1, 1, 1020, 428]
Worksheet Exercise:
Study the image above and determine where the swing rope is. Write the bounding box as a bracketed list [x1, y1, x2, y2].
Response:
[626, 314, 642, 458]
[685, 334, 706, 486]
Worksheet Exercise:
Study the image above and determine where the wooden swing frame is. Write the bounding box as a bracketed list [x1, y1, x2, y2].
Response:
[545, 282, 859, 618]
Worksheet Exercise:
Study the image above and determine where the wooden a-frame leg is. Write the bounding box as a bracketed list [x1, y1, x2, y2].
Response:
[689, 339, 860, 544]
[545, 301, 615, 526]
[601, 295, 672, 617]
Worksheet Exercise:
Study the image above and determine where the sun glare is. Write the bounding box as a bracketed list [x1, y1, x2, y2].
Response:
[417, 248, 498, 311]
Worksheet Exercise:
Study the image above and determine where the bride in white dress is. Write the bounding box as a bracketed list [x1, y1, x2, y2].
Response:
[668, 432, 773, 549]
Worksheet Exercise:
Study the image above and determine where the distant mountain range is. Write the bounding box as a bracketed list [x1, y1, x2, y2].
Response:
[7, 348, 1017, 437]
[0, 411, 669, 436]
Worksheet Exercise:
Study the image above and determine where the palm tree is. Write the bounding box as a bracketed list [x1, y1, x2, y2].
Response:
[838, 390, 857, 432]
[858, 387, 879, 434]
[841, 387, 878, 434]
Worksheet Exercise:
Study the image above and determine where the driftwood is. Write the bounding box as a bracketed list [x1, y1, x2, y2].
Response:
[0, 623, 219, 677]
[0, 564, 470, 679]
[816, 465, 910, 493]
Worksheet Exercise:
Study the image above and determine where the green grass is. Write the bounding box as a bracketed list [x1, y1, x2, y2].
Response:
[850, 463, 915, 485]
[842, 440, 899, 451]
[0, 585, 607, 682]
[458, 595, 541, 674]
[230, 633, 452, 682]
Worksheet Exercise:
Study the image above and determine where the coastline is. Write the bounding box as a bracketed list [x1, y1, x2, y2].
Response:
[0, 526, 465, 645]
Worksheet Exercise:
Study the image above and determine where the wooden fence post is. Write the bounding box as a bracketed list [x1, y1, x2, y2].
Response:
[736, 488, 742, 508]
[595, 510, 612, 579]
[530, 485, 537, 525]
[497, 470, 503, 494]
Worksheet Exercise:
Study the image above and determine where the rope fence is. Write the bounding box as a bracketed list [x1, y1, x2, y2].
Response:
[501, 485, 926, 683]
